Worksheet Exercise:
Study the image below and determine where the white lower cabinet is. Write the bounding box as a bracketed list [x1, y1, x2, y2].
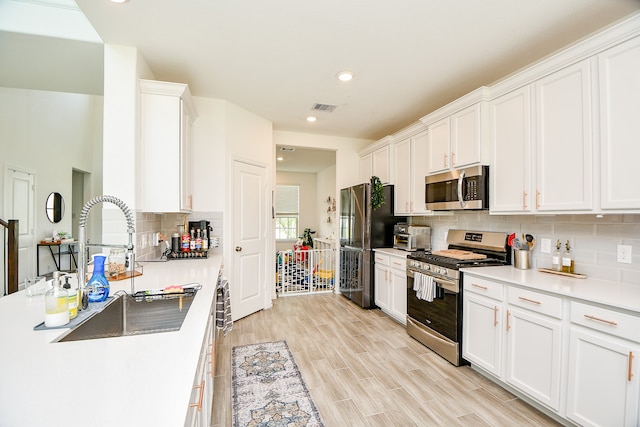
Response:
[464, 272, 640, 425]
[463, 278, 503, 376]
[374, 251, 407, 325]
[185, 308, 215, 427]
[566, 302, 640, 427]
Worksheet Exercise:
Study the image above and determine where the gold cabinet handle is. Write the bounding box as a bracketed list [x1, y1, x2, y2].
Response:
[584, 314, 618, 326]
[518, 296, 541, 305]
[629, 352, 635, 382]
[523, 191, 528, 210]
[506, 310, 511, 331]
[536, 191, 541, 209]
[472, 283, 488, 290]
[493, 306, 499, 327]
[190, 379, 205, 411]
[451, 152, 456, 166]
[444, 153, 448, 168]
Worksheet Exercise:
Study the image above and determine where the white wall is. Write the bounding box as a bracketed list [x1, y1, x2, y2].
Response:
[0, 87, 103, 275]
[411, 212, 640, 285]
[316, 164, 337, 239]
[275, 171, 317, 252]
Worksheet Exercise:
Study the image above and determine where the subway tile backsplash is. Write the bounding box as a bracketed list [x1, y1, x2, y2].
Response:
[410, 212, 640, 285]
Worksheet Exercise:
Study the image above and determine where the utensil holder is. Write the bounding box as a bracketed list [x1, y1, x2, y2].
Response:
[513, 249, 531, 270]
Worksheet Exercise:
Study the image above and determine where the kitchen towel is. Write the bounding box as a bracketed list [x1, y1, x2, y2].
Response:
[216, 274, 233, 336]
[414, 272, 435, 302]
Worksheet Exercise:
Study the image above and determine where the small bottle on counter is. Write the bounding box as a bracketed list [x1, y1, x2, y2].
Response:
[180, 225, 190, 253]
[202, 228, 208, 252]
[87, 255, 110, 303]
[44, 271, 69, 327]
[189, 228, 196, 251]
[171, 232, 180, 253]
[562, 240, 574, 274]
[195, 229, 203, 252]
[552, 240, 562, 271]
[62, 276, 78, 319]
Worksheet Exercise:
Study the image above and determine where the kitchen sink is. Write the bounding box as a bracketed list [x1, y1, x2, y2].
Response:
[56, 290, 197, 342]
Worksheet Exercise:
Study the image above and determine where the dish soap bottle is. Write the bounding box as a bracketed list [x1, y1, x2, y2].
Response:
[562, 240, 575, 274]
[552, 240, 562, 271]
[44, 271, 69, 327]
[62, 276, 78, 319]
[87, 254, 110, 303]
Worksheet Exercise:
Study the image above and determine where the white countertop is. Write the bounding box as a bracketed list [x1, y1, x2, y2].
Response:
[461, 265, 640, 314]
[0, 255, 223, 427]
[373, 247, 412, 258]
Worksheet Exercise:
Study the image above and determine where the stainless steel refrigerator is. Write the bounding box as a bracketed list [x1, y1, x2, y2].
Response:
[339, 183, 400, 308]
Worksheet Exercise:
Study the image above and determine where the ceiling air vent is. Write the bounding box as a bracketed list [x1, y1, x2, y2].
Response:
[311, 103, 337, 112]
[279, 147, 296, 152]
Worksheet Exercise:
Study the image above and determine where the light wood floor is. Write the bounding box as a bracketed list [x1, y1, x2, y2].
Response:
[211, 293, 563, 427]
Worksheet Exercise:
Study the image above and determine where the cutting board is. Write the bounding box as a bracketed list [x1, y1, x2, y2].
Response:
[107, 270, 142, 281]
[432, 249, 487, 260]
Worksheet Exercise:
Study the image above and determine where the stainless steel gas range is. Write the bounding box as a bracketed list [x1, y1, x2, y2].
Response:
[406, 229, 510, 366]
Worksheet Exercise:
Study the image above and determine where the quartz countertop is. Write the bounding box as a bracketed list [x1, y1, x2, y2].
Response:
[373, 247, 412, 258]
[460, 265, 640, 314]
[0, 255, 223, 427]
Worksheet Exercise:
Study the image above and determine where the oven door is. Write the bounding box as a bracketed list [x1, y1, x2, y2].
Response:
[406, 269, 461, 343]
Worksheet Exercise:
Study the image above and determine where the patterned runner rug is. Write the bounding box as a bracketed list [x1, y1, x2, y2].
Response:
[232, 340, 325, 427]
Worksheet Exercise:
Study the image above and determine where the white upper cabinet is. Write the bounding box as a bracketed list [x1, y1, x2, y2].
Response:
[598, 35, 640, 210]
[490, 60, 593, 213]
[490, 87, 532, 213]
[535, 60, 593, 212]
[393, 129, 431, 215]
[140, 79, 197, 213]
[359, 137, 392, 184]
[422, 87, 490, 175]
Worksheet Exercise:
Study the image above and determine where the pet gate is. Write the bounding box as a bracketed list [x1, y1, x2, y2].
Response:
[276, 247, 336, 295]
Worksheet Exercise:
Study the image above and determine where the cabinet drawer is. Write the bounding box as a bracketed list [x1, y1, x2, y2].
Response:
[374, 253, 390, 265]
[463, 276, 503, 301]
[389, 256, 406, 270]
[508, 287, 562, 319]
[571, 302, 640, 343]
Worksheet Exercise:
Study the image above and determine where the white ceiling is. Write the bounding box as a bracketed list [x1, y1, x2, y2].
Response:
[72, 0, 640, 141]
[2, 0, 640, 173]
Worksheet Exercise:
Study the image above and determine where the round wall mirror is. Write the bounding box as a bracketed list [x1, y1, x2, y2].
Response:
[46, 192, 65, 223]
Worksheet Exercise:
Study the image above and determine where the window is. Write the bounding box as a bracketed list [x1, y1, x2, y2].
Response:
[275, 185, 299, 240]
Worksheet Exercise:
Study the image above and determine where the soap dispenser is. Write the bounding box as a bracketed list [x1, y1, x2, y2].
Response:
[87, 254, 110, 303]
[44, 271, 69, 327]
[552, 240, 562, 271]
[62, 276, 78, 319]
[562, 240, 575, 274]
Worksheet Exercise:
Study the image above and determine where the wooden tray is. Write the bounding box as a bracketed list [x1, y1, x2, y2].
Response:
[107, 270, 142, 281]
[432, 249, 487, 260]
[538, 268, 587, 279]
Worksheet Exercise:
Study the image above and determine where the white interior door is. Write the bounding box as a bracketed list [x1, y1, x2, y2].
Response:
[232, 160, 267, 321]
[4, 167, 36, 286]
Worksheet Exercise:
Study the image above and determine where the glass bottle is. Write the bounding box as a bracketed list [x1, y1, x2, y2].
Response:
[108, 248, 126, 278]
[552, 240, 562, 271]
[189, 228, 196, 252]
[202, 228, 208, 252]
[44, 271, 69, 327]
[195, 229, 202, 252]
[87, 255, 110, 303]
[562, 240, 574, 274]
[180, 225, 190, 253]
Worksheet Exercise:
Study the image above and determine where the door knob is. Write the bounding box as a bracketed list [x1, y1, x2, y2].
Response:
[235, 246, 242, 252]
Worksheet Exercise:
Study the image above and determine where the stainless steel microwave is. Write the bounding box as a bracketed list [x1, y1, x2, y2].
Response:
[425, 165, 489, 210]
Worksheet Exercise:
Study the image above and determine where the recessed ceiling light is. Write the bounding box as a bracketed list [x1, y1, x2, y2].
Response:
[277, 156, 284, 161]
[336, 71, 354, 82]
[306, 116, 317, 122]
[110, 0, 129, 3]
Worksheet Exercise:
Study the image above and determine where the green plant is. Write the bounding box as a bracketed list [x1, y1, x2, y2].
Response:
[370, 176, 385, 210]
[299, 228, 316, 248]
